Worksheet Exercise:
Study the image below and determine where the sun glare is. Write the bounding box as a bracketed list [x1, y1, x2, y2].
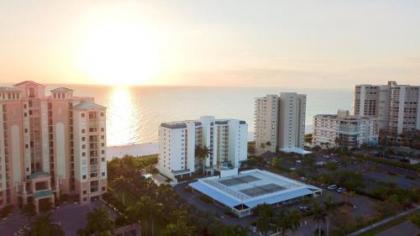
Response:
[78, 11, 161, 85]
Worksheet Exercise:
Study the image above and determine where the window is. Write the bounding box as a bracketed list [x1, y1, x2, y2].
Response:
[81, 113, 85, 118]
[82, 175, 86, 179]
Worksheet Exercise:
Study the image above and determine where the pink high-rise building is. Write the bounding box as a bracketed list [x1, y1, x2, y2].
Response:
[0, 81, 107, 212]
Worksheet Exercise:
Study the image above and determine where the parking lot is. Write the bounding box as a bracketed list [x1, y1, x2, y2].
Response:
[0, 200, 111, 236]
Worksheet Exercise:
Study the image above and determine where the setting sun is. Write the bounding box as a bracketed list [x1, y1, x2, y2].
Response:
[78, 10, 161, 85]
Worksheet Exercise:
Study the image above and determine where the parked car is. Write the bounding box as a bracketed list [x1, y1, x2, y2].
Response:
[298, 205, 311, 214]
[327, 184, 338, 190]
[336, 187, 346, 193]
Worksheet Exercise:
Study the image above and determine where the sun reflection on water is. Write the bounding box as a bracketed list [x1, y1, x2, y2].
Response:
[107, 86, 139, 146]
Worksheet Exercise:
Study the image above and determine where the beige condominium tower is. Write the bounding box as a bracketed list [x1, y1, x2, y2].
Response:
[255, 92, 306, 155]
[0, 81, 107, 212]
[354, 81, 420, 135]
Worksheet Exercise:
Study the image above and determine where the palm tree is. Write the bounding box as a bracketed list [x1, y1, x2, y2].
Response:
[254, 204, 274, 236]
[195, 145, 210, 175]
[323, 196, 335, 236]
[126, 196, 162, 236]
[24, 213, 64, 236]
[311, 201, 327, 236]
[276, 209, 301, 236]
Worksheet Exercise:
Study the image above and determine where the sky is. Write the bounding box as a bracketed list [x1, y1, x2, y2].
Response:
[1, 0, 419, 88]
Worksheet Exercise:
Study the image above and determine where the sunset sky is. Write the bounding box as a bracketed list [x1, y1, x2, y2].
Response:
[1, 0, 419, 88]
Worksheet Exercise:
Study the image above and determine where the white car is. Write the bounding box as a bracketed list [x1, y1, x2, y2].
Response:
[327, 184, 338, 190]
[336, 187, 346, 193]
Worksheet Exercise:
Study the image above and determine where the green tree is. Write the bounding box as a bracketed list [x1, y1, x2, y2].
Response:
[409, 213, 420, 227]
[195, 145, 210, 175]
[78, 207, 115, 236]
[325, 162, 337, 171]
[275, 209, 301, 236]
[24, 213, 64, 236]
[126, 196, 162, 236]
[221, 225, 248, 236]
[161, 215, 195, 236]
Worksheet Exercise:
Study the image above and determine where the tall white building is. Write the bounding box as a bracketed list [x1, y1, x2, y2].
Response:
[313, 110, 378, 149]
[354, 81, 420, 135]
[158, 116, 248, 181]
[255, 93, 306, 155]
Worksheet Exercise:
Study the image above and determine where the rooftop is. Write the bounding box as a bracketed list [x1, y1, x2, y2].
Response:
[51, 87, 73, 93]
[190, 169, 321, 209]
[14, 80, 44, 87]
[280, 147, 312, 155]
[73, 101, 106, 110]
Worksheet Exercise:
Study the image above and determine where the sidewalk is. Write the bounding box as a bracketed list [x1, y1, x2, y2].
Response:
[347, 205, 420, 236]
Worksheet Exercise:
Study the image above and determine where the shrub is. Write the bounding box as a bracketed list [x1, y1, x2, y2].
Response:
[409, 213, 420, 227]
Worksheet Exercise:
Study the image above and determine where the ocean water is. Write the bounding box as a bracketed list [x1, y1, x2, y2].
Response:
[46, 85, 353, 146]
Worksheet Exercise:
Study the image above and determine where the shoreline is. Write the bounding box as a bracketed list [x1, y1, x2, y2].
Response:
[106, 142, 159, 160]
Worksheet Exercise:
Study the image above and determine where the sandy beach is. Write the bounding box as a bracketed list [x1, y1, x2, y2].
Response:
[106, 142, 159, 160]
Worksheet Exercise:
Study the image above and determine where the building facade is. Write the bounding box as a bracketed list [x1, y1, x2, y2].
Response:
[254, 95, 279, 154]
[0, 81, 107, 212]
[313, 110, 378, 149]
[354, 81, 420, 135]
[157, 116, 247, 181]
[255, 93, 306, 155]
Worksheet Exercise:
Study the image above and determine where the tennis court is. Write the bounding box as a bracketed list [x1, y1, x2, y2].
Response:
[240, 183, 285, 197]
[219, 175, 260, 186]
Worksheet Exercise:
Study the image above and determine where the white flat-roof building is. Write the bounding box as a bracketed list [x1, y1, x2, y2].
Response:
[313, 110, 378, 149]
[190, 169, 321, 217]
[255, 93, 306, 155]
[158, 116, 248, 181]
